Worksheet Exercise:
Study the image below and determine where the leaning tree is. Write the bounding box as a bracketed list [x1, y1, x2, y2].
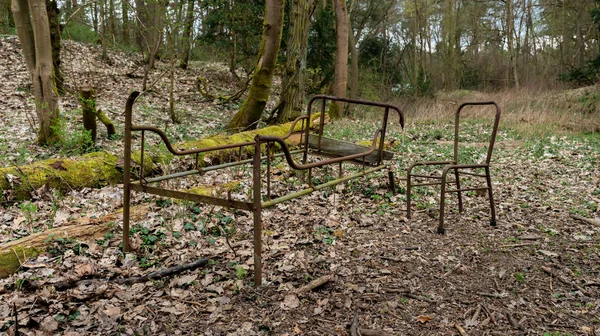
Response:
[227, 0, 285, 131]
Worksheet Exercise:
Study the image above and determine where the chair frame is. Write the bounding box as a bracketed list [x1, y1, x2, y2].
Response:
[406, 102, 501, 233]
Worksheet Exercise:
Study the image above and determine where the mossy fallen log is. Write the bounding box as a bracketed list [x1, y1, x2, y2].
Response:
[0, 114, 322, 201]
[0, 151, 121, 201]
[0, 205, 150, 278]
[0, 179, 242, 278]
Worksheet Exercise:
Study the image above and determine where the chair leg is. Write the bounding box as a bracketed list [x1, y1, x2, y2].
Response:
[454, 168, 463, 213]
[438, 170, 449, 234]
[485, 166, 497, 226]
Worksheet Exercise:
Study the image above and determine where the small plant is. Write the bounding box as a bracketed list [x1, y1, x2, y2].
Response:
[50, 116, 95, 155]
[314, 226, 335, 244]
[514, 272, 525, 283]
[183, 222, 196, 231]
[130, 225, 165, 247]
[19, 201, 38, 224]
[234, 265, 248, 279]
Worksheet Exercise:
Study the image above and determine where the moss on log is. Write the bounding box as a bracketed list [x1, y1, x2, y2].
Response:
[0, 151, 121, 201]
[0, 114, 321, 201]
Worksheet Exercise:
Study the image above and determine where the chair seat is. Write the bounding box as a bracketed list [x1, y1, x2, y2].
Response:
[307, 134, 393, 164]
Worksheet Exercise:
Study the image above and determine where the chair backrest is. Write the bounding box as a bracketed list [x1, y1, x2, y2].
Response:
[453, 102, 501, 165]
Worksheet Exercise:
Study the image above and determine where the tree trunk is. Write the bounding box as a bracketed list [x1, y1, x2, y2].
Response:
[330, 0, 348, 120]
[179, 0, 195, 69]
[80, 88, 97, 143]
[506, 0, 519, 88]
[109, 0, 116, 40]
[227, 0, 284, 131]
[275, 0, 313, 123]
[46, 0, 64, 95]
[1, 0, 15, 33]
[122, 0, 129, 44]
[347, 0, 357, 116]
[14, 0, 60, 145]
[99, 0, 108, 62]
[11, 0, 36, 71]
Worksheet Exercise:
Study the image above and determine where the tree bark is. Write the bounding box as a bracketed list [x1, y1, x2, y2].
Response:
[330, 0, 348, 120]
[15, 0, 60, 145]
[227, 0, 284, 131]
[46, 0, 64, 95]
[11, 0, 36, 71]
[122, 0, 129, 44]
[506, 0, 519, 88]
[347, 0, 357, 116]
[275, 0, 314, 123]
[179, 0, 195, 69]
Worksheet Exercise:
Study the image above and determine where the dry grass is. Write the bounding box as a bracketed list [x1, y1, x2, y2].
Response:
[389, 85, 600, 138]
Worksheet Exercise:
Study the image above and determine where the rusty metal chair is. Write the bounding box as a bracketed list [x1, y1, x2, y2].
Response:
[406, 102, 501, 233]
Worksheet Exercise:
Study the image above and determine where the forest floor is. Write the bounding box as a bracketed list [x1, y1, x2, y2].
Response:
[0, 36, 599, 335]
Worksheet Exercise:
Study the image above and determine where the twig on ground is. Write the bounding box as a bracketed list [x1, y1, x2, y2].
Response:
[547, 323, 577, 329]
[13, 303, 18, 336]
[481, 304, 496, 325]
[570, 214, 600, 227]
[441, 263, 462, 278]
[476, 292, 507, 299]
[405, 293, 436, 303]
[382, 288, 436, 303]
[454, 323, 467, 336]
[34, 258, 210, 291]
[500, 243, 534, 248]
[218, 226, 237, 259]
[470, 305, 482, 324]
[350, 311, 359, 336]
[540, 266, 586, 293]
[505, 311, 520, 329]
[295, 273, 335, 295]
[359, 329, 392, 336]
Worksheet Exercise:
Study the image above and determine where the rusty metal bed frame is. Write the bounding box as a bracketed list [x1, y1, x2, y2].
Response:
[122, 92, 404, 286]
[406, 102, 501, 234]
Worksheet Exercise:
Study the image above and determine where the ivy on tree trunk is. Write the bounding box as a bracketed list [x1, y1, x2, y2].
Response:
[227, 0, 284, 131]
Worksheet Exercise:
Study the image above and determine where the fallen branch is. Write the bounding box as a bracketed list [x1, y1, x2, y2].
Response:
[359, 329, 393, 336]
[295, 273, 335, 295]
[383, 288, 436, 303]
[0, 205, 150, 278]
[540, 266, 586, 293]
[37, 258, 210, 291]
[570, 214, 600, 227]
